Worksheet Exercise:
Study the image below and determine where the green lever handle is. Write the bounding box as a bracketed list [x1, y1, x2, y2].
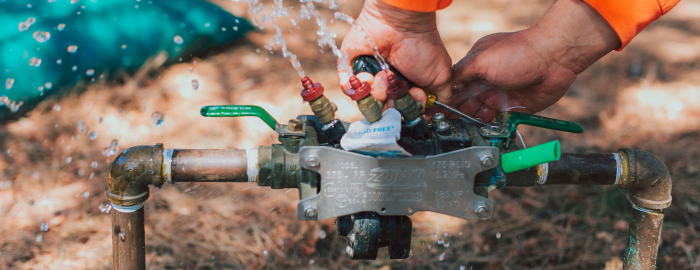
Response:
[508, 112, 583, 134]
[200, 105, 278, 130]
[501, 140, 561, 173]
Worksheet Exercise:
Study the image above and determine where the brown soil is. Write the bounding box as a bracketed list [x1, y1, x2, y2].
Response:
[1, 0, 699, 269]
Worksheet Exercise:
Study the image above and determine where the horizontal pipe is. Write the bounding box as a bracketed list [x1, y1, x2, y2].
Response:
[169, 149, 252, 183]
[504, 153, 620, 186]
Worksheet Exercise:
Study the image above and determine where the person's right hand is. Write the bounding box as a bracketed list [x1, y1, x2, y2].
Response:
[337, 0, 452, 107]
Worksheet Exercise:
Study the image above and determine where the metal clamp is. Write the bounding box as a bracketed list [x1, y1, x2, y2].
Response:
[296, 146, 498, 220]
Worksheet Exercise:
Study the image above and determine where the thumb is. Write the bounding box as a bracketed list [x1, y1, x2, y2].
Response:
[451, 54, 482, 91]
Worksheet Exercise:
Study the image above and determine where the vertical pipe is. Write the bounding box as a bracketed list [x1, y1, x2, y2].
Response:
[623, 205, 663, 270]
[112, 208, 146, 270]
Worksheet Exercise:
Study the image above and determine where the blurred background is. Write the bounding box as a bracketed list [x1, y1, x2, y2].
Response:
[1, 0, 699, 269]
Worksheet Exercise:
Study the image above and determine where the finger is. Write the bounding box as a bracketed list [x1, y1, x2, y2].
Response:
[356, 72, 375, 85]
[408, 87, 427, 108]
[451, 54, 482, 89]
[338, 71, 352, 93]
[370, 70, 388, 102]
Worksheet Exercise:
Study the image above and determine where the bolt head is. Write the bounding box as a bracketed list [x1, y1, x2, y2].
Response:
[287, 119, 303, 131]
[480, 155, 494, 167]
[306, 156, 319, 167]
[433, 113, 445, 121]
[437, 121, 450, 131]
[304, 206, 317, 218]
[486, 122, 501, 133]
[476, 206, 488, 218]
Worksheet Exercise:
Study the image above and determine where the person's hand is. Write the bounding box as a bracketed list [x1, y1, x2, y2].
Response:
[337, 0, 452, 107]
[449, 0, 621, 121]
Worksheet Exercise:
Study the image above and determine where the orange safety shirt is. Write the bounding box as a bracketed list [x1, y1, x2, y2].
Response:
[381, 0, 681, 50]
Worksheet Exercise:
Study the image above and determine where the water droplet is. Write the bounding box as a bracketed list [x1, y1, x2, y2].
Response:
[496, 232, 501, 239]
[19, 22, 30, 32]
[191, 79, 199, 90]
[118, 231, 125, 242]
[77, 120, 87, 133]
[460, 266, 465, 270]
[71, 66, 78, 71]
[151, 111, 164, 127]
[263, 250, 268, 256]
[233, 26, 238, 31]
[91, 161, 98, 168]
[44, 82, 52, 89]
[56, 59, 62, 65]
[173, 35, 183, 44]
[204, 22, 210, 27]
[189, 67, 193, 73]
[32, 31, 51, 43]
[86, 69, 94, 76]
[97, 116, 103, 123]
[40, 222, 48, 231]
[438, 252, 445, 261]
[99, 203, 112, 213]
[102, 139, 119, 156]
[83, 191, 89, 198]
[437, 239, 444, 245]
[78, 168, 84, 176]
[67, 45, 78, 53]
[53, 104, 60, 111]
[221, 27, 226, 31]
[89, 172, 94, 180]
[29, 57, 42, 67]
[278, 239, 283, 245]
[319, 230, 327, 239]
[36, 234, 42, 242]
[309, 259, 314, 265]
[5, 78, 14, 90]
[70, 0, 79, 4]
[66, 157, 72, 164]
[443, 241, 450, 248]
[57, 23, 65, 31]
[88, 131, 97, 140]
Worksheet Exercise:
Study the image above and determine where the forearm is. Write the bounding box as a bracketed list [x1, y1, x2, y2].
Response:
[525, 0, 621, 74]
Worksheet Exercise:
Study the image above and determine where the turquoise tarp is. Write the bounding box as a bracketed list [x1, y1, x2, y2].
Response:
[0, 0, 252, 119]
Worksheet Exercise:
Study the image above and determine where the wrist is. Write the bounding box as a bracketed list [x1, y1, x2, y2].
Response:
[525, 0, 620, 74]
[361, 0, 438, 33]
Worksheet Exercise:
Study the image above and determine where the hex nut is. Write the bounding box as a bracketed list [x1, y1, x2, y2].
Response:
[306, 156, 319, 167]
[304, 206, 317, 218]
[433, 113, 445, 121]
[476, 206, 488, 218]
[287, 119, 303, 131]
[480, 155, 494, 167]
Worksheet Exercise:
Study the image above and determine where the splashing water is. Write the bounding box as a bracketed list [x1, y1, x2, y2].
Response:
[5, 79, 14, 90]
[173, 35, 184, 44]
[33, 31, 50, 43]
[334, 12, 390, 72]
[151, 111, 164, 127]
[29, 57, 42, 67]
[242, 0, 306, 78]
[99, 203, 112, 213]
[102, 139, 120, 156]
[88, 131, 97, 140]
[300, 2, 351, 75]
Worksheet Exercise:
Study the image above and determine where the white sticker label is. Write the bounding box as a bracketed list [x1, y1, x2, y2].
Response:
[340, 108, 411, 157]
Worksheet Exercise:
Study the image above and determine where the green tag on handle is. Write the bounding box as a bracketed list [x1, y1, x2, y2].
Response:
[200, 105, 278, 130]
[508, 112, 583, 134]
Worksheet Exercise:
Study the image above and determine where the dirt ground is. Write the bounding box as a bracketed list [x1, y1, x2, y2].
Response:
[1, 0, 700, 269]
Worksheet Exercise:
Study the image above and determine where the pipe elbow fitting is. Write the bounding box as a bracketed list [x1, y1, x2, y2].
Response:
[619, 149, 672, 210]
[106, 144, 164, 207]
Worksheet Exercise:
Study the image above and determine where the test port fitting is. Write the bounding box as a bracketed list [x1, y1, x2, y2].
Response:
[347, 75, 383, 123]
[300, 77, 336, 125]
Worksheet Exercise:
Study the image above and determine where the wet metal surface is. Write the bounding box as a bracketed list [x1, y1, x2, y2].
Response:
[112, 208, 146, 270]
[623, 206, 663, 269]
[170, 149, 248, 182]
